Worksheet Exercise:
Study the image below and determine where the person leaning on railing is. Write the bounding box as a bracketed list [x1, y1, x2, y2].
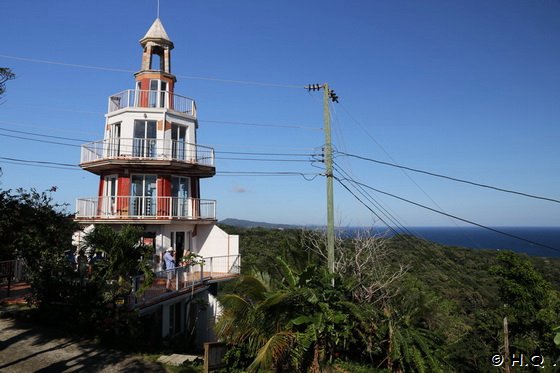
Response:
[164, 247, 176, 291]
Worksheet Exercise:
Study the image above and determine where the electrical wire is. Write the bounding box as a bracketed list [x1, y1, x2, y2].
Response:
[0, 157, 80, 171]
[0, 120, 99, 136]
[211, 143, 318, 151]
[0, 127, 89, 142]
[216, 171, 320, 181]
[0, 155, 320, 179]
[200, 119, 322, 131]
[0, 54, 302, 89]
[337, 176, 560, 254]
[2, 104, 103, 116]
[0, 160, 80, 171]
[335, 177, 437, 250]
[333, 163, 438, 253]
[0, 128, 324, 165]
[216, 157, 313, 163]
[337, 151, 560, 205]
[215, 151, 318, 157]
[0, 156, 78, 168]
[334, 163, 418, 237]
[0, 133, 81, 147]
[337, 103, 485, 248]
[334, 178, 402, 237]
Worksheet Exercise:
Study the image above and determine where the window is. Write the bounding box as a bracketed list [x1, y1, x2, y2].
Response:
[172, 176, 190, 217]
[149, 79, 168, 108]
[130, 174, 157, 216]
[171, 123, 187, 160]
[103, 175, 118, 215]
[107, 123, 121, 157]
[133, 120, 157, 158]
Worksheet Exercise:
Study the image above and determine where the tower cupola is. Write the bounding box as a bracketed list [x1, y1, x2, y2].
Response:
[136, 18, 176, 87]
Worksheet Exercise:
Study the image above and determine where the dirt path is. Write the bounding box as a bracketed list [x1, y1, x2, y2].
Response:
[0, 318, 166, 372]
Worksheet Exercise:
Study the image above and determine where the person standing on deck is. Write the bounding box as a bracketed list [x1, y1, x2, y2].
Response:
[164, 247, 176, 291]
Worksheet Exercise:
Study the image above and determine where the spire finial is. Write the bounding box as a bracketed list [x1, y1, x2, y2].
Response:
[157, 0, 160, 18]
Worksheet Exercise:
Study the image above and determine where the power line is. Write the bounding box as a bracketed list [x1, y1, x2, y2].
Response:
[335, 178, 401, 237]
[338, 176, 560, 254]
[200, 119, 322, 131]
[0, 129, 323, 163]
[0, 160, 81, 171]
[334, 163, 444, 252]
[0, 120, 98, 136]
[0, 54, 302, 89]
[0, 157, 80, 171]
[0, 54, 135, 73]
[215, 151, 317, 157]
[3, 104, 103, 116]
[210, 143, 319, 151]
[337, 103, 475, 236]
[0, 156, 78, 168]
[0, 133, 81, 147]
[216, 157, 313, 163]
[0, 127, 89, 143]
[335, 177, 438, 251]
[216, 171, 320, 181]
[0, 155, 318, 178]
[334, 163, 418, 237]
[337, 151, 560, 205]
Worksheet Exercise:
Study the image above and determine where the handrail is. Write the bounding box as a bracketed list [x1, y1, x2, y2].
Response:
[0, 259, 26, 281]
[80, 138, 214, 167]
[76, 196, 217, 220]
[108, 89, 197, 116]
[129, 254, 240, 307]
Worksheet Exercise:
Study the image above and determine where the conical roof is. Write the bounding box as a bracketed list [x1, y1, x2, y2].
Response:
[140, 18, 173, 48]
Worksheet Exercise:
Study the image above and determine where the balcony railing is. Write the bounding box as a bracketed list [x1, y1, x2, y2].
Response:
[80, 138, 214, 167]
[108, 89, 197, 116]
[75, 196, 216, 220]
[129, 255, 241, 307]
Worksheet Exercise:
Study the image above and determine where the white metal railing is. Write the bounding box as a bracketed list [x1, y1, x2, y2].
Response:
[75, 196, 216, 220]
[108, 89, 197, 116]
[0, 259, 26, 282]
[129, 254, 240, 306]
[80, 138, 214, 167]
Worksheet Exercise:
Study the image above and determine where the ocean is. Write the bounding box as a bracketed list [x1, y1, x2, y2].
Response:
[349, 227, 560, 258]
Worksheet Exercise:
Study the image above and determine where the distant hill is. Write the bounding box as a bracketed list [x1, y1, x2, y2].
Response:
[219, 218, 310, 230]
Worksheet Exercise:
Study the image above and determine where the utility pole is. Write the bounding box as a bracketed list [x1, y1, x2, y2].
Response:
[305, 83, 339, 276]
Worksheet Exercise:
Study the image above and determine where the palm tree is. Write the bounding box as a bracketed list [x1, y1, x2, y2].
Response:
[83, 224, 154, 303]
[382, 280, 447, 373]
[216, 258, 375, 372]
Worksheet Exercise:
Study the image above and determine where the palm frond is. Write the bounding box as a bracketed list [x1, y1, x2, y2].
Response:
[275, 256, 298, 289]
[248, 331, 297, 373]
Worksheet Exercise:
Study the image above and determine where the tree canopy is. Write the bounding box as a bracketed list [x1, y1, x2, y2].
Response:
[0, 67, 15, 99]
[216, 226, 560, 372]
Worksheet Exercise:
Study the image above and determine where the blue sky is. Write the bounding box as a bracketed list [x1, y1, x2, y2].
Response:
[1, 0, 559, 227]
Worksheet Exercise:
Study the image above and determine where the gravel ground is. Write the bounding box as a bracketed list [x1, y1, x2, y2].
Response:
[0, 318, 166, 372]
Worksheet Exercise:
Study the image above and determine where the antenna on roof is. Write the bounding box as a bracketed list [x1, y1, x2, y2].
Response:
[157, 0, 160, 18]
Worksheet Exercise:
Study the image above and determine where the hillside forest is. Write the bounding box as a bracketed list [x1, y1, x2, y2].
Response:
[1, 183, 559, 372]
[215, 225, 560, 372]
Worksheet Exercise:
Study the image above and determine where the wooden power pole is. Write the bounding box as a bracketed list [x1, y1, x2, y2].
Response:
[305, 83, 339, 276]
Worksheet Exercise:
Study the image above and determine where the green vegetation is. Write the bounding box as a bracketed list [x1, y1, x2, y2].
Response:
[0, 67, 15, 98]
[0, 185, 153, 347]
[217, 225, 560, 372]
[2, 184, 559, 371]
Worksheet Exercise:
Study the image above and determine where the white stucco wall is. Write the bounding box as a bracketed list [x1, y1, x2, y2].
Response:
[196, 225, 239, 258]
